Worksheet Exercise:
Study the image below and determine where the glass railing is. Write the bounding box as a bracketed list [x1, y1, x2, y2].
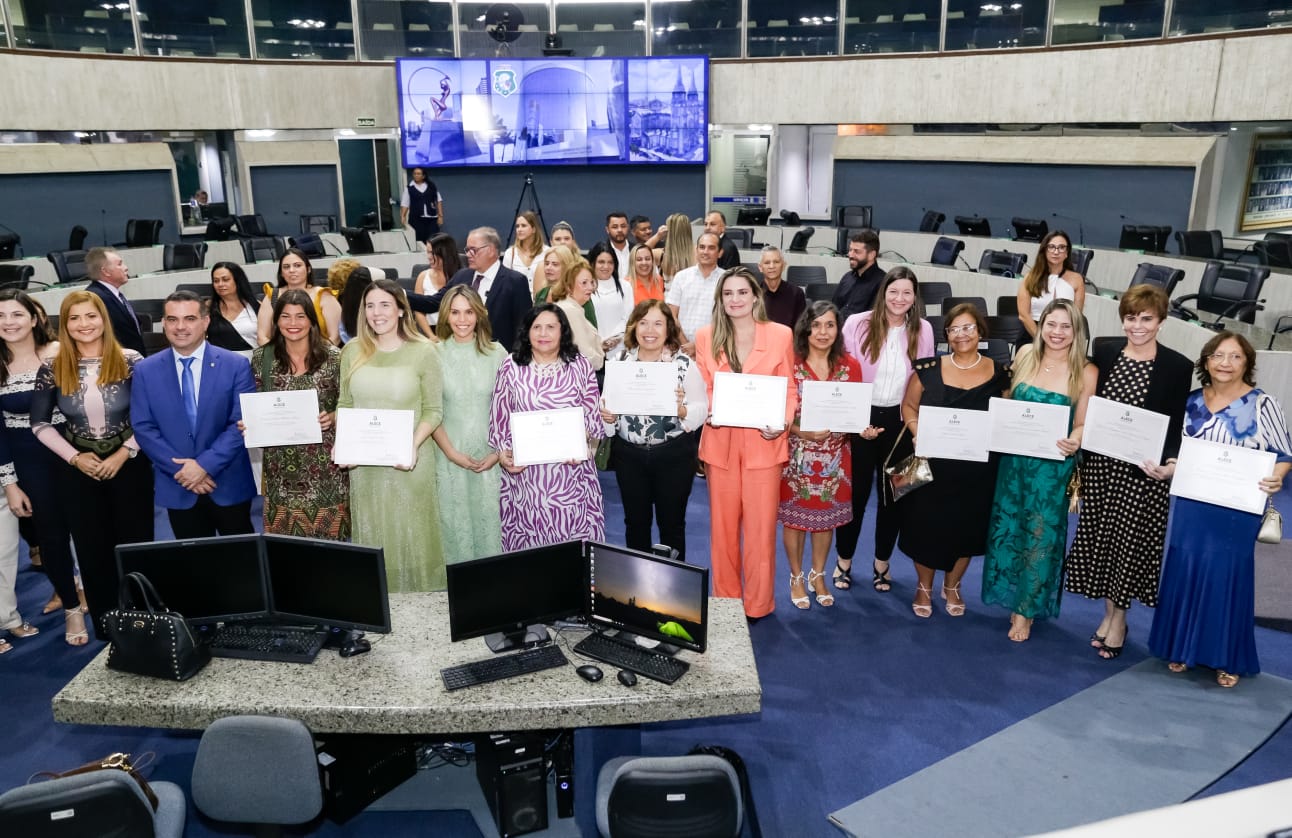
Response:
[1, 0, 1288, 60]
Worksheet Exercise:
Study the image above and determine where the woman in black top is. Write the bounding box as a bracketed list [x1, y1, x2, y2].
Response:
[206, 262, 260, 353]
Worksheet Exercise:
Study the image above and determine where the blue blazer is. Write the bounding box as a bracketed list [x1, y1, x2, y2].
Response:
[130, 343, 257, 510]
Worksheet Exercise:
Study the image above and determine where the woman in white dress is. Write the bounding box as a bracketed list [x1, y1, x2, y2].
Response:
[1016, 230, 1086, 351]
[501, 211, 549, 288]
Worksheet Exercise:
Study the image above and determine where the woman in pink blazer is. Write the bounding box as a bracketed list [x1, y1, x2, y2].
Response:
[695, 268, 797, 619]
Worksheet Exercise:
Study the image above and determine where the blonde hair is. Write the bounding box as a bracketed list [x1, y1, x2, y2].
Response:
[550, 258, 592, 303]
[540, 245, 580, 295]
[1010, 298, 1088, 402]
[435, 285, 494, 353]
[709, 268, 768, 374]
[344, 279, 428, 381]
[327, 258, 362, 294]
[660, 213, 694, 280]
[54, 290, 130, 396]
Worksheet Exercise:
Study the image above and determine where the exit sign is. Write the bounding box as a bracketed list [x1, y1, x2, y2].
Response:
[355, 117, 376, 128]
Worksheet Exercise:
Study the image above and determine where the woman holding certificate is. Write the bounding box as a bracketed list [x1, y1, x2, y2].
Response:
[981, 299, 1096, 642]
[337, 279, 445, 591]
[251, 289, 348, 540]
[779, 301, 862, 609]
[1065, 285, 1192, 659]
[836, 267, 934, 594]
[1148, 333, 1292, 688]
[898, 304, 1010, 618]
[258, 247, 342, 346]
[431, 287, 507, 563]
[489, 304, 605, 551]
[696, 268, 796, 620]
[1016, 231, 1086, 351]
[549, 258, 606, 371]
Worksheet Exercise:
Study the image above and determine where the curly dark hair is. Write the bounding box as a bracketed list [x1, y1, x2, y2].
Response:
[269, 289, 331, 374]
[792, 301, 844, 367]
[512, 303, 580, 365]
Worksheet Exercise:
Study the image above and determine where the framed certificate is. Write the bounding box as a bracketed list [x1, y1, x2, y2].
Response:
[240, 390, 322, 449]
[799, 381, 872, 434]
[987, 397, 1070, 461]
[915, 406, 991, 462]
[711, 372, 788, 430]
[512, 407, 588, 466]
[1081, 396, 1170, 466]
[1170, 436, 1276, 515]
[602, 360, 677, 417]
[333, 408, 415, 467]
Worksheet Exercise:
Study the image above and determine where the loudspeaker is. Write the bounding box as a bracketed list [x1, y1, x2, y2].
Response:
[476, 733, 549, 837]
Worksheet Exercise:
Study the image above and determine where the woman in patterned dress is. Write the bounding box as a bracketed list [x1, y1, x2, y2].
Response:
[779, 301, 860, 610]
[599, 299, 707, 561]
[250, 290, 349, 540]
[1065, 285, 1192, 659]
[490, 304, 605, 551]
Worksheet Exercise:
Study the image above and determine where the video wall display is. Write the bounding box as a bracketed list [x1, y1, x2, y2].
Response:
[396, 56, 709, 168]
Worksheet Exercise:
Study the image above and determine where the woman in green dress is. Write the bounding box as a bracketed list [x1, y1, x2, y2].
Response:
[251, 290, 349, 539]
[981, 299, 1096, 642]
[337, 279, 446, 591]
[431, 286, 506, 563]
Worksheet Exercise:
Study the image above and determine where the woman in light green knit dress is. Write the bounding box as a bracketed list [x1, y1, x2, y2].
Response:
[431, 287, 507, 563]
[337, 280, 446, 592]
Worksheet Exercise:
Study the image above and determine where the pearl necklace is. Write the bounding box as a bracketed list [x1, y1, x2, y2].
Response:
[950, 352, 982, 370]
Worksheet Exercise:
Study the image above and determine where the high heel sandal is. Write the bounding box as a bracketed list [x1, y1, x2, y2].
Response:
[1167, 662, 1187, 674]
[912, 585, 933, 618]
[7, 621, 39, 639]
[941, 584, 965, 617]
[872, 560, 892, 593]
[64, 609, 89, 647]
[807, 570, 834, 607]
[1216, 671, 1240, 688]
[832, 558, 853, 590]
[789, 572, 810, 610]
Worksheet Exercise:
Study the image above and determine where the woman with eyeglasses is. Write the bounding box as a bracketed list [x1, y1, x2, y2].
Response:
[1148, 333, 1292, 688]
[1016, 230, 1086, 352]
[1065, 284, 1192, 659]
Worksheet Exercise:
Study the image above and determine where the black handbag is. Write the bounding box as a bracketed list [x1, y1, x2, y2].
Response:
[102, 572, 210, 681]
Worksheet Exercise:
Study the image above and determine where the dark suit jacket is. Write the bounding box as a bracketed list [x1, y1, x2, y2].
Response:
[87, 280, 146, 355]
[130, 343, 257, 509]
[1091, 337, 1194, 462]
[832, 263, 885, 323]
[408, 263, 533, 352]
[717, 235, 740, 270]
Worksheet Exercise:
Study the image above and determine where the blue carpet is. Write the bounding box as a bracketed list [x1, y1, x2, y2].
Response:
[3, 482, 1292, 837]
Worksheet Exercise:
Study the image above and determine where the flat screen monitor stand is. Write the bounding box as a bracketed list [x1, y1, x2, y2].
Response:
[485, 624, 551, 653]
[605, 628, 680, 656]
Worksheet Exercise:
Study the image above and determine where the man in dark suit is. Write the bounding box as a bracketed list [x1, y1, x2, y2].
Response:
[84, 247, 146, 355]
[832, 229, 885, 322]
[704, 211, 741, 270]
[406, 226, 532, 351]
[130, 290, 257, 539]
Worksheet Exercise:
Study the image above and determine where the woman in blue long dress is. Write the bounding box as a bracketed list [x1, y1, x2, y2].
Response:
[981, 300, 1097, 642]
[1148, 332, 1292, 688]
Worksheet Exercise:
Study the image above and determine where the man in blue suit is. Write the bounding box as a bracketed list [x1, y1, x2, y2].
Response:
[131, 290, 257, 539]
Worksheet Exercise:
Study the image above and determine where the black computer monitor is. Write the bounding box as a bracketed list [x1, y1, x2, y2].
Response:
[205, 201, 230, 219]
[264, 535, 391, 634]
[954, 215, 992, 237]
[115, 535, 268, 626]
[341, 226, 375, 255]
[447, 541, 586, 652]
[586, 542, 708, 654]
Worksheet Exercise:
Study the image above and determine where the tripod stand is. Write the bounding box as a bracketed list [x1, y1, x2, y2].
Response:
[505, 172, 549, 252]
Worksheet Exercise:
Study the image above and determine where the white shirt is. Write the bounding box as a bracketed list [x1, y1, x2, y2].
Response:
[173, 341, 208, 409]
[665, 263, 723, 340]
[1029, 274, 1077, 321]
[871, 328, 908, 407]
[501, 244, 549, 286]
[610, 241, 632, 282]
[591, 278, 636, 341]
[399, 181, 441, 213]
[230, 304, 259, 348]
[471, 260, 502, 300]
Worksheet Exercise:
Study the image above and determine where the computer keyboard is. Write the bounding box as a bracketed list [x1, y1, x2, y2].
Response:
[440, 643, 569, 691]
[208, 624, 326, 664]
[573, 632, 690, 685]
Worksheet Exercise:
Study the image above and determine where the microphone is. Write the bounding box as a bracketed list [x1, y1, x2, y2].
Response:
[1050, 213, 1085, 246]
[878, 249, 910, 264]
[101, 208, 108, 246]
[1229, 242, 1256, 264]
[321, 237, 344, 256]
[959, 255, 976, 272]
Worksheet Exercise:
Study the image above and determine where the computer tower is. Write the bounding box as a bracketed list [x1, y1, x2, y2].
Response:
[317, 734, 418, 824]
[475, 732, 549, 837]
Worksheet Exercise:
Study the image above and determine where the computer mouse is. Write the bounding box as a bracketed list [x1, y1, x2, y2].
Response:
[617, 669, 638, 687]
[339, 635, 371, 658]
[576, 664, 604, 682]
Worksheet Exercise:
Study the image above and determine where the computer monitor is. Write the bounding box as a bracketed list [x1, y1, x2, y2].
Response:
[341, 226, 375, 255]
[954, 216, 992, 237]
[447, 541, 586, 652]
[264, 535, 391, 634]
[736, 207, 771, 226]
[586, 542, 708, 654]
[115, 535, 268, 626]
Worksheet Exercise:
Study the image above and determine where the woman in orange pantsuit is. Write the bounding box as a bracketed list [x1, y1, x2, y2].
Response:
[695, 268, 797, 619]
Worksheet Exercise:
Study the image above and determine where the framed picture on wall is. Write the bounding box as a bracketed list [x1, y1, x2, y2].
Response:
[1239, 133, 1292, 232]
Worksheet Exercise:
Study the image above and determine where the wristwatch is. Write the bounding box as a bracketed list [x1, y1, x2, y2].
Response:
[125, 446, 138, 459]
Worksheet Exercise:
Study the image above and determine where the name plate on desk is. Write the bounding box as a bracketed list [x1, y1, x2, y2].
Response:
[333, 408, 414, 467]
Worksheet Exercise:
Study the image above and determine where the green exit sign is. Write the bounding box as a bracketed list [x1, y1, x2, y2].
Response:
[355, 117, 376, 128]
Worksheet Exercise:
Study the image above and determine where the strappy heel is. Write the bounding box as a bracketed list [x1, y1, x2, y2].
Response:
[872, 560, 892, 593]
[789, 572, 810, 610]
[832, 558, 853, 590]
[941, 584, 965, 617]
[64, 609, 89, 647]
[807, 569, 834, 607]
[912, 584, 933, 618]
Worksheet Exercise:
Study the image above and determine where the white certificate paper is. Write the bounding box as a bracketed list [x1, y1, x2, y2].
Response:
[799, 381, 872, 434]
[239, 390, 322, 449]
[602, 361, 677, 417]
[333, 408, 415, 467]
[512, 407, 588, 466]
[1170, 436, 1275, 515]
[915, 406, 991, 462]
[1081, 396, 1170, 465]
[711, 372, 788, 430]
[987, 397, 1071, 461]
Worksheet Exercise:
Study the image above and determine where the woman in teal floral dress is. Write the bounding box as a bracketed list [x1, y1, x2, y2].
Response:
[431, 287, 507, 563]
[981, 299, 1097, 642]
[778, 302, 861, 609]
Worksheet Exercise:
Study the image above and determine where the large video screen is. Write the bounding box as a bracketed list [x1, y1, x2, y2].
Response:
[396, 56, 709, 168]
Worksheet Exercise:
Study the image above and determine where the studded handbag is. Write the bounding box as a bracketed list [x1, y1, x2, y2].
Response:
[102, 572, 210, 681]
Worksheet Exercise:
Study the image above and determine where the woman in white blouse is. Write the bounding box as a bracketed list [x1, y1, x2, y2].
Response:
[501, 211, 548, 286]
[1017, 230, 1086, 350]
[207, 262, 260, 355]
[586, 241, 634, 354]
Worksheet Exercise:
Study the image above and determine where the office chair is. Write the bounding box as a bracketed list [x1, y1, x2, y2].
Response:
[240, 236, 285, 263]
[596, 755, 742, 838]
[926, 314, 945, 348]
[929, 236, 965, 266]
[985, 314, 1023, 347]
[918, 210, 945, 233]
[162, 242, 206, 271]
[724, 228, 753, 249]
[68, 225, 89, 251]
[837, 226, 867, 257]
[779, 209, 801, 226]
[1069, 247, 1094, 278]
[1119, 224, 1171, 252]
[787, 227, 815, 253]
[978, 249, 1027, 277]
[174, 282, 209, 297]
[121, 218, 163, 248]
[342, 227, 376, 255]
[918, 281, 953, 310]
[1128, 262, 1186, 297]
[1010, 217, 1048, 242]
[836, 205, 872, 229]
[1253, 239, 1292, 269]
[1174, 229, 1223, 259]
[299, 214, 337, 235]
[954, 216, 991, 237]
[46, 249, 89, 284]
[204, 217, 238, 241]
[0, 232, 19, 259]
[236, 214, 270, 237]
[1091, 336, 1124, 358]
[995, 295, 1019, 317]
[980, 338, 1012, 366]
[191, 715, 323, 837]
[736, 208, 770, 225]
[0, 264, 35, 290]
[288, 234, 326, 259]
[943, 295, 989, 318]
[805, 283, 836, 302]
[786, 265, 828, 287]
[0, 767, 186, 838]
[1171, 261, 1269, 327]
[396, 277, 415, 292]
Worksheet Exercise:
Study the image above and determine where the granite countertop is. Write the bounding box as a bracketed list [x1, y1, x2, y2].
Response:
[52, 594, 761, 734]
